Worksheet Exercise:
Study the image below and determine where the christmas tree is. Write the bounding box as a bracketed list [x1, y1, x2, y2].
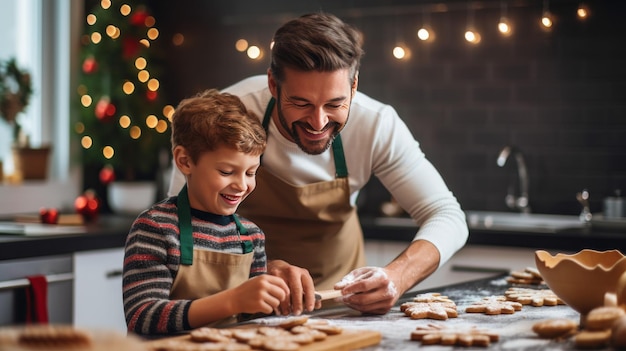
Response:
[76, 0, 172, 183]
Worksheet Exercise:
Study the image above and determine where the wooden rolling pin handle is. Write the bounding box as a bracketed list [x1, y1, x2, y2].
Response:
[315, 289, 343, 301]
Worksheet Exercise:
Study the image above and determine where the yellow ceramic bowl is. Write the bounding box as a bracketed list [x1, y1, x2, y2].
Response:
[535, 249, 626, 317]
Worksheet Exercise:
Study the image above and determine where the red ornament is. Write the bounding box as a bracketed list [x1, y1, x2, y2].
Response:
[95, 97, 116, 122]
[39, 207, 59, 224]
[123, 37, 141, 59]
[82, 56, 98, 74]
[99, 165, 116, 185]
[146, 90, 158, 101]
[130, 9, 149, 26]
[75, 190, 100, 221]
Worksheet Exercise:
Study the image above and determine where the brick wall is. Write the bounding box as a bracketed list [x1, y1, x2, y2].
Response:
[152, 0, 626, 216]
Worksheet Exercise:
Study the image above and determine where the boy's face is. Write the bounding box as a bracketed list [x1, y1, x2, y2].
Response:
[184, 147, 260, 215]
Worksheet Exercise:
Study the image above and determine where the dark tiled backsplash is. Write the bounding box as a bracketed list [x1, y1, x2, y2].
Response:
[152, 1, 626, 216]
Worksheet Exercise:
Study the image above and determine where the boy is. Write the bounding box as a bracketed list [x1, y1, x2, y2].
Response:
[123, 90, 291, 335]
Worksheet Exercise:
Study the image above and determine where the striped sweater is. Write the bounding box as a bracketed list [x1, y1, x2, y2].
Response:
[122, 196, 266, 335]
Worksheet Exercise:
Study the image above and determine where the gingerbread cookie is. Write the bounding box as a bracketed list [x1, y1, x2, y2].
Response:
[504, 287, 564, 307]
[465, 296, 523, 315]
[17, 325, 92, 348]
[190, 327, 233, 343]
[532, 318, 578, 339]
[278, 315, 309, 330]
[401, 302, 458, 320]
[611, 315, 626, 349]
[410, 323, 499, 347]
[574, 330, 611, 349]
[585, 306, 626, 331]
[401, 292, 458, 320]
[506, 267, 544, 285]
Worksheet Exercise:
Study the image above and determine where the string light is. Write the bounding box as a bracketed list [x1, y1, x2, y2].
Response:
[465, 3, 481, 44]
[235, 39, 249, 52]
[417, 11, 435, 42]
[247, 45, 262, 60]
[498, 1, 513, 36]
[577, 3, 590, 21]
[541, 0, 554, 31]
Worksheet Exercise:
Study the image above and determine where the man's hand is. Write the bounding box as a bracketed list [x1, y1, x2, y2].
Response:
[267, 259, 320, 315]
[334, 266, 400, 314]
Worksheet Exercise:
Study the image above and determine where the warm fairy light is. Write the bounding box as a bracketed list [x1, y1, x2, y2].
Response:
[172, 33, 184, 46]
[541, 12, 553, 29]
[146, 115, 158, 128]
[156, 119, 168, 133]
[417, 28, 431, 41]
[147, 28, 159, 40]
[465, 30, 481, 44]
[103, 146, 114, 159]
[100, 0, 111, 10]
[120, 4, 131, 16]
[138, 70, 149, 83]
[81, 136, 93, 149]
[123, 81, 135, 94]
[119, 115, 131, 128]
[235, 39, 249, 52]
[135, 57, 147, 70]
[91, 32, 102, 44]
[75, 122, 85, 134]
[393, 46, 411, 60]
[577, 5, 589, 20]
[106, 25, 120, 39]
[498, 18, 513, 36]
[81, 95, 93, 107]
[145, 16, 156, 27]
[247, 46, 262, 59]
[147, 78, 159, 91]
[86, 14, 97, 25]
[129, 126, 141, 139]
[140, 39, 150, 48]
[163, 105, 175, 119]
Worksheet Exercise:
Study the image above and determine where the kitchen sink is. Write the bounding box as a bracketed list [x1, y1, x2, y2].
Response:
[466, 211, 585, 233]
[373, 211, 586, 233]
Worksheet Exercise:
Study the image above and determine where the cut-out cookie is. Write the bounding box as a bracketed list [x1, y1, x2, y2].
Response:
[532, 318, 578, 339]
[410, 323, 499, 347]
[506, 267, 544, 285]
[400, 292, 458, 320]
[465, 296, 523, 315]
[504, 287, 565, 307]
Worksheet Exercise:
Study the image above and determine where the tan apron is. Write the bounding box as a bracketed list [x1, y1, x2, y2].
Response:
[237, 98, 365, 290]
[171, 185, 254, 326]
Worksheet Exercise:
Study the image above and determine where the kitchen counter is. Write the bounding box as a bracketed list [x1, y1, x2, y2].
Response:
[361, 215, 626, 252]
[0, 213, 624, 261]
[245, 274, 590, 350]
[0, 215, 134, 261]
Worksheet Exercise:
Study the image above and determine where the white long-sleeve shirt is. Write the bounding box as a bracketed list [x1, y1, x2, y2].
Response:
[168, 75, 468, 267]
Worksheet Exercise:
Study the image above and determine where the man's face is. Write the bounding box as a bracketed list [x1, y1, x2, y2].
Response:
[270, 67, 355, 155]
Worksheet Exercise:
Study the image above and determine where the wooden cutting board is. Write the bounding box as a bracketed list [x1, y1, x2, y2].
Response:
[146, 327, 381, 351]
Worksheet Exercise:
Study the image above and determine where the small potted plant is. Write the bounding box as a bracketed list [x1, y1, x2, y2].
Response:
[0, 57, 51, 180]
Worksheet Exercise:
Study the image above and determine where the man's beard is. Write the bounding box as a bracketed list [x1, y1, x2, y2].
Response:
[276, 97, 346, 155]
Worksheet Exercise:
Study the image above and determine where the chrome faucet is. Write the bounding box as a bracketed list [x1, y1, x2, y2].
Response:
[497, 146, 531, 213]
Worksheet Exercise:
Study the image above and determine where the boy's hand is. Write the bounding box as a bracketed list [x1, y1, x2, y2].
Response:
[234, 275, 289, 315]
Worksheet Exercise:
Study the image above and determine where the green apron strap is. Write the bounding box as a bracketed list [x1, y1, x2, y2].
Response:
[177, 184, 194, 265]
[332, 134, 347, 178]
[232, 214, 253, 254]
[262, 97, 348, 179]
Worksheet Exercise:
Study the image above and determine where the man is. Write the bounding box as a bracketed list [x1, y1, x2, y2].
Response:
[169, 12, 468, 317]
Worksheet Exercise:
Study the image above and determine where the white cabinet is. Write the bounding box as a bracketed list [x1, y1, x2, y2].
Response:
[73, 248, 126, 333]
[364, 241, 537, 292]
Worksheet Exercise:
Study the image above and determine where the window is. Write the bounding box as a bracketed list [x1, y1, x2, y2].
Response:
[0, 0, 82, 214]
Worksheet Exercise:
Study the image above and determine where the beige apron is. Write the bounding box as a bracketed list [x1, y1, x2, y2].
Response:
[171, 185, 254, 326]
[237, 98, 365, 290]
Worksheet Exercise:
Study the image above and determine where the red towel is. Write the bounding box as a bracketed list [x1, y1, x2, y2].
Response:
[25, 275, 49, 324]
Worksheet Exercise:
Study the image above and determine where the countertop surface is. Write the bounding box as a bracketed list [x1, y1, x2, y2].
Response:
[0, 213, 624, 261]
[245, 274, 588, 351]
